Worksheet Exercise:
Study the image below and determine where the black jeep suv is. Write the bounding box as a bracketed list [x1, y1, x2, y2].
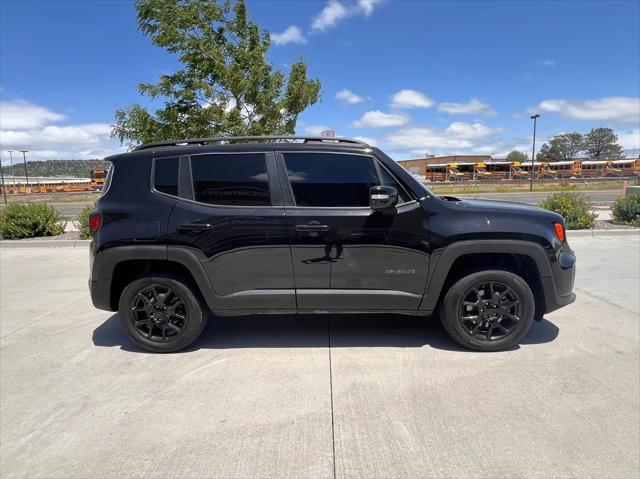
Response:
[89, 136, 575, 352]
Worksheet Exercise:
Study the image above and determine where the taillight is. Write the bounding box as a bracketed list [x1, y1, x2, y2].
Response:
[554, 222, 565, 242]
[89, 213, 102, 235]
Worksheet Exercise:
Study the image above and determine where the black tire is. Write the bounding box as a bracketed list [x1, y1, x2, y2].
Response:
[439, 270, 535, 352]
[118, 274, 208, 353]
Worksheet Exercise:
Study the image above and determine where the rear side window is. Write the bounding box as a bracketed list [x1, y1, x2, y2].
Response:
[191, 153, 271, 206]
[283, 153, 379, 207]
[99, 164, 113, 197]
[154, 157, 179, 196]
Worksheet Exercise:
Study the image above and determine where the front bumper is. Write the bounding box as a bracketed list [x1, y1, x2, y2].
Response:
[542, 243, 576, 314]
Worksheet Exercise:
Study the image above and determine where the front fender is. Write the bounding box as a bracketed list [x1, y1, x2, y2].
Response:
[419, 240, 556, 313]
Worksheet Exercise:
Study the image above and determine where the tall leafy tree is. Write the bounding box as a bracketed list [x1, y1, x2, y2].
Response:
[112, 0, 321, 147]
[536, 133, 583, 162]
[505, 150, 529, 162]
[583, 128, 624, 160]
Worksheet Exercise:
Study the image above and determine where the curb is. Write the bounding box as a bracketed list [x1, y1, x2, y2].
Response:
[0, 240, 91, 249]
[567, 229, 640, 238]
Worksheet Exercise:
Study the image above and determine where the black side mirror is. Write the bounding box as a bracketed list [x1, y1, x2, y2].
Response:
[369, 185, 398, 210]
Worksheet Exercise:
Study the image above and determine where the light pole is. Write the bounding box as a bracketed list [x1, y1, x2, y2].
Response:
[0, 156, 6, 204]
[20, 150, 30, 194]
[529, 114, 540, 192]
[7, 150, 16, 188]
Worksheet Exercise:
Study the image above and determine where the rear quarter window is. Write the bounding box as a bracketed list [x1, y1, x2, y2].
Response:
[153, 157, 179, 196]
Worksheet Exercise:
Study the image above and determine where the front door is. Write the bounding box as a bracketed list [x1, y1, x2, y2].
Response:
[276, 151, 430, 310]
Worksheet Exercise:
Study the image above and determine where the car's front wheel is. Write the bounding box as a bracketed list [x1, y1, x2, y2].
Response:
[439, 270, 535, 351]
[118, 275, 207, 353]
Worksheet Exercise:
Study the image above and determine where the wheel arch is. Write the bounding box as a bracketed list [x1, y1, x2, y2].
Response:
[92, 245, 216, 311]
[420, 240, 553, 316]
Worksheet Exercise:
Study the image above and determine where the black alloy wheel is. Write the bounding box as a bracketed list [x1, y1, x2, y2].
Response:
[458, 281, 521, 342]
[130, 284, 189, 343]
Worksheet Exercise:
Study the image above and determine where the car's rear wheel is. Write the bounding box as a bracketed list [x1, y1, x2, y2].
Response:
[119, 275, 207, 353]
[439, 270, 535, 351]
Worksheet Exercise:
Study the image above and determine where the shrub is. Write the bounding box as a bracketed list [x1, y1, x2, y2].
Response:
[0, 202, 66, 239]
[538, 192, 596, 230]
[76, 205, 94, 239]
[611, 192, 640, 226]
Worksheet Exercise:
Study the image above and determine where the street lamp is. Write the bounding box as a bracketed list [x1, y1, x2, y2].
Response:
[19, 150, 30, 194]
[7, 150, 16, 188]
[0, 155, 6, 204]
[529, 114, 540, 192]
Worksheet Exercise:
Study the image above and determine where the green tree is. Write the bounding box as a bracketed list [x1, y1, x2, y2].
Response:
[112, 0, 321, 147]
[505, 150, 528, 163]
[536, 133, 583, 162]
[583, 128, 624, 160]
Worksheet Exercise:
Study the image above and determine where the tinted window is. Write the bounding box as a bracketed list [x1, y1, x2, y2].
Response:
[154, 157, 179, 196]
[284, 153, 379, 207]
[379, 166, 410, 203]
[191, 153, 271, 206]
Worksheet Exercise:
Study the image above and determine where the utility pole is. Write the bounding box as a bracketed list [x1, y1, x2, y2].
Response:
[529, 114, 540, 192]
[0, 156, 7, 204]
[20, 150, 30, 194]
[7, 150, 17, 189]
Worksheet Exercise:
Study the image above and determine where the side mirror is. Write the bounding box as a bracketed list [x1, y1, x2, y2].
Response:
[369, 185, 398, 210]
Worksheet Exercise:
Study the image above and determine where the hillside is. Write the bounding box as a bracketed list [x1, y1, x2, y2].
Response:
[0, 159, 111, 178]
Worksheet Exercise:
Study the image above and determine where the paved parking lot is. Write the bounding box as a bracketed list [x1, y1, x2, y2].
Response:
[1, 234, 639, 478]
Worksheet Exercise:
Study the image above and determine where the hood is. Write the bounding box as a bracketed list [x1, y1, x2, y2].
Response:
[439, 196, 563, 222]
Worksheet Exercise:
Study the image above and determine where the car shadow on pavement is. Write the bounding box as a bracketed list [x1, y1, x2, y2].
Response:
[92, 313, 559, 353]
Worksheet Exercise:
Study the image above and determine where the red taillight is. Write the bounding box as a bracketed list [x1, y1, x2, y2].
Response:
[89, 213, 102, 234]
[554, 222, 565, 242]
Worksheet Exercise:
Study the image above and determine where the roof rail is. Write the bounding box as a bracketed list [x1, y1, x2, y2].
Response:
[133, 135, 369, 151]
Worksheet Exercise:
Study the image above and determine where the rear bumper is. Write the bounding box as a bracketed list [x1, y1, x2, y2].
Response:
[89, 277, 114, 311]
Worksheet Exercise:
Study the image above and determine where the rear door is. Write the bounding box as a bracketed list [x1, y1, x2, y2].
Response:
[165, 151, 295, 310]
[276, 151, 430, 310]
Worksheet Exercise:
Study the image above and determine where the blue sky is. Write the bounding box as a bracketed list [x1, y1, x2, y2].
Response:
[1, 0, 639, 162]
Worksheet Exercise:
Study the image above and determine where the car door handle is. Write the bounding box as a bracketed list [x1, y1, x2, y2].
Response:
[295, 224, 330, 232]
[179, 222, 213, 232]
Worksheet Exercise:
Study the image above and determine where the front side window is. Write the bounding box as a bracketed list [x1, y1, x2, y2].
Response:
[191, 153, 271, 206]
[379, 166, 410, 203]
[283, 153, 380, 207]
[153, 157, 179, 196]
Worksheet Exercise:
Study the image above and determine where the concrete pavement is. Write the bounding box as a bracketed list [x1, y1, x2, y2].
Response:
[1, 236, 639, 478]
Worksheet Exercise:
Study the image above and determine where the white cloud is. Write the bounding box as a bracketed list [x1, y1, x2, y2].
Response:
[437, 98, 497, 116]
[446, 122, 502, 139]
[353, 136, 378, 146]
[617, 128, 640, 151]
[358, 0, 384, 16]
[351, 110, 409, 128]
[0, 100, 67, 129]
[0, 99, 121, 161]
[391, 90, 434, 109]
[335, 89, 365, 104]
[386, 122, 502, 151]
[530, 96, 640, 123]
[540, 59, 556, 67]
[270, 25, 306, 45]
[311, 0, 383, 32]
[312, 1, 349, 31]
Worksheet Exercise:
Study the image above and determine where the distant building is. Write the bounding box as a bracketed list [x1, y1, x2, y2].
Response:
[397, 155, 492, 175]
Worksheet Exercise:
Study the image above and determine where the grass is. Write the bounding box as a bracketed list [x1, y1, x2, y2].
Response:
[0, 192, 100, 205]
[431, 180, 626, 195]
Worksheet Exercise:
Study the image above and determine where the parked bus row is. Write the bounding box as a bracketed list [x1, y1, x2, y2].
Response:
[0, 168, 108, 194]
[422, 159, 640, 182]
